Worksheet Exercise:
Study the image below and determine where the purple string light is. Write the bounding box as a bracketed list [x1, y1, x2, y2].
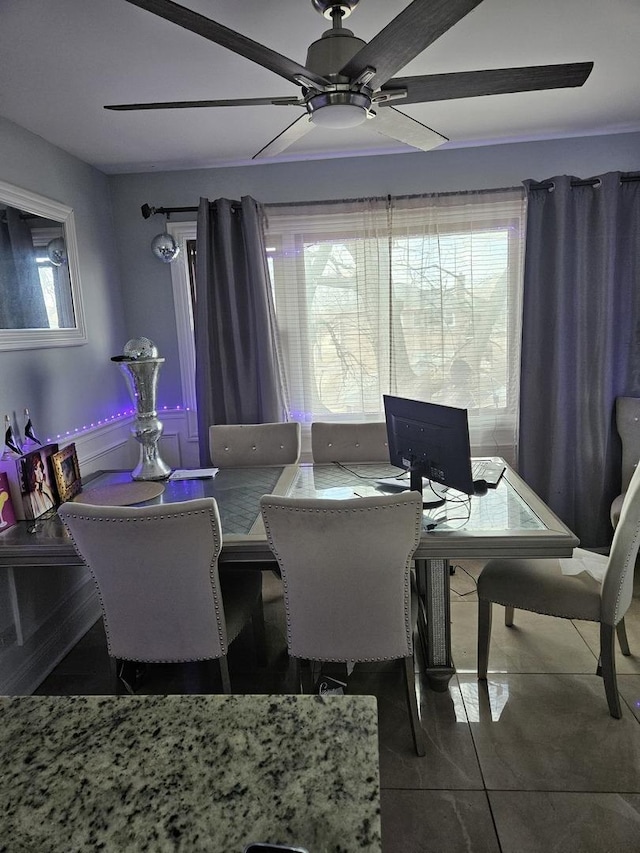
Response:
[45, 405, 188, 442]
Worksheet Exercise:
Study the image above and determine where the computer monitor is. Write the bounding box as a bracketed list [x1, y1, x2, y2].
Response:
[383, 395, 475, 507]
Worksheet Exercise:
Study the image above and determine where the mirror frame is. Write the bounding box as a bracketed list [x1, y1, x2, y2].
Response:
[0, 178, 87, 351]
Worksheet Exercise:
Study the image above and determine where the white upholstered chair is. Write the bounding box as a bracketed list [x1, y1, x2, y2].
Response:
[477, 458, 640, 718]
[610, 397, 640, 529]
[58, 498, 264, 694]
[209, 422, 301, 468]
[311, 421, 390, 464]
[260, 491, 426, 755]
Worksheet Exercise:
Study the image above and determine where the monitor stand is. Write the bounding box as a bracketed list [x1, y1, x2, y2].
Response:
[410, 468, 446, 509]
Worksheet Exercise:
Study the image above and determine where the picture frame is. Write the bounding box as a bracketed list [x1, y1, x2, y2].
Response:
[18, 443, 60, 520]
[51, 443, 82, 503]
[0, 471, 17, 532]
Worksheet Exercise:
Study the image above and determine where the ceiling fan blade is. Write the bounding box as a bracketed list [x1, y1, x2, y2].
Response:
[381, 62, 594, 104]
[340, 0, 484, 89]
[370, 106, 448, 152]
[253, 114, 315, 160]
[105, 96, 302, 110]
[123, 0, 331, 90]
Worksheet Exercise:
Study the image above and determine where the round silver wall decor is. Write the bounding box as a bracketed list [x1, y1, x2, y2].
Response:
[46, 237, 67, 266]
[151, 231, 180, 263]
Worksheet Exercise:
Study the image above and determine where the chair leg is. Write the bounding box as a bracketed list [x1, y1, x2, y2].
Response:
[301, 659, 316, 695]
[600, 623, 622, 719]
[477, 599, 492, 680]
[290, 657, 303, 694]
[403, 657, 426, 757]
[219, 655, 231, 694]
[252, 589, 268, 667]
[504, 605, 515, 627]
[616, 618, 631, 656]
[291, 657, 315, 695]
[111, 657, 124, 695]
[117, 659, 147, 694]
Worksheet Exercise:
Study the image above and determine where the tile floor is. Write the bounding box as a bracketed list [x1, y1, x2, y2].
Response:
[35, 561, 640, 853]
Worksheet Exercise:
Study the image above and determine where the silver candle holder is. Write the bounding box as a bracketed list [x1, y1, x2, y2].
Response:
[112, 338, 171, 481]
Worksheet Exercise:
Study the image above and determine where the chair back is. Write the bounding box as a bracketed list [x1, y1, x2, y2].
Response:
[311, 421, 390, 464]
[602, 459, 640, 625]
[260, 492, 422, 662]
[58, 498, 228, 662]
[616, 397, 640, 491]
[209, 422, 301, 467]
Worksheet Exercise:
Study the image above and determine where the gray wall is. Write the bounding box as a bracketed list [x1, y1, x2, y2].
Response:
[3, 117, 639, 429]
[0, 116, 129, 443]
[109, 132, 640, 403]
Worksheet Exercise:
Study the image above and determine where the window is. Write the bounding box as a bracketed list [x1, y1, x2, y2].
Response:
[264, 189, 526, 453]
[171, 188, 526, 456]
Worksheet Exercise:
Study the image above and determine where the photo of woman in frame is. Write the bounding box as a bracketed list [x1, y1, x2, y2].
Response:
[19, 444, 59, 519]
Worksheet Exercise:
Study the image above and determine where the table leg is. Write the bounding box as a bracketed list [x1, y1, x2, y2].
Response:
[415, 558, 455, 691]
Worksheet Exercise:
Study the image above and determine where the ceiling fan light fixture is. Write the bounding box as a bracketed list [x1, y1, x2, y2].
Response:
[307, 90, 370, 128]
[311, 103, 367, 127]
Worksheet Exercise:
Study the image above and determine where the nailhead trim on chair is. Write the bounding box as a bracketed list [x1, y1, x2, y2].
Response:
[612, 524, 640, 623]
[261, 500, 421, 660]
[60, 506, 226, 662]
[478, 595, 599, 623]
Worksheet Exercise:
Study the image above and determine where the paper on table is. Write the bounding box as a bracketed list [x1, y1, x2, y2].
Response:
[559, 547, 608, 582]
[169, 468, 219, 480]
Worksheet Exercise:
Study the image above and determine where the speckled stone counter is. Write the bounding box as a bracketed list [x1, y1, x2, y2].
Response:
[0, 694, 380, 853]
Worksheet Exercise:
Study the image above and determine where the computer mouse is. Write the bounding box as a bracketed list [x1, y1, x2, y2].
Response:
[473, 479, 489, 496]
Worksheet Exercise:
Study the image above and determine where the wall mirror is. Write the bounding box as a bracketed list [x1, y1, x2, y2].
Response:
[0, 179, 86, 351]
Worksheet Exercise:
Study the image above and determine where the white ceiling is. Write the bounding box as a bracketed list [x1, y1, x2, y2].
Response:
[1, 0, 639, 174]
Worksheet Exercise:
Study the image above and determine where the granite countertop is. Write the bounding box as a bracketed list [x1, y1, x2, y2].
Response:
[0, 693, 380, 853]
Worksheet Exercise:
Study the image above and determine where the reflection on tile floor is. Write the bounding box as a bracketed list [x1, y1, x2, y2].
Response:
[34, 564, 640, 852]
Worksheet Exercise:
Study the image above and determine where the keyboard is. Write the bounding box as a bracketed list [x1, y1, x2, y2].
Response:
[472, 459, 506, 488]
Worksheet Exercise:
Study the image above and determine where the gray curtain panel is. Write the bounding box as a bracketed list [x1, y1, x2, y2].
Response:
[53, 264, 75, 329]
[0, 206, 49, 329]
[519, 172, 640, 548]
[194, 196, 287, 465]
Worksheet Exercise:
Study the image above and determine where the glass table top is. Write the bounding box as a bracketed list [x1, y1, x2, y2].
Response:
[86, 467, 284, 536]
[80, 463, 550, 536]
[287, 464, 547, 532]
[0, 462, 577, 564]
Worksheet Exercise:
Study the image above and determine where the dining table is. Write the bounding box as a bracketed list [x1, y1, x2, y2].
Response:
[0, 459, 578, 691]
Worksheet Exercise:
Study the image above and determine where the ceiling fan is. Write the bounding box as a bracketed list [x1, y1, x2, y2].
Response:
[105, 0, 594, 159]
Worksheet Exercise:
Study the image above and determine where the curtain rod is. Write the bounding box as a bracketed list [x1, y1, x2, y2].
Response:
[141, 203, 198, 219]
[528, 173, 640, 191]
[141, 174, 640, 218]
[139, 186, 520, 220]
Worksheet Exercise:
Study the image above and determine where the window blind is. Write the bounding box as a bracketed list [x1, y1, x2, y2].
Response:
[268, 188, 525, 456]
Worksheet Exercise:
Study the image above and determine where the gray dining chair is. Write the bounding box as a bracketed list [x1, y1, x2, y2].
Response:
[311, 421, 390, 463]
[610, 396, 640, 529]
[58, 498, 265, 694]
[260, 491, 426, 756]
[477, 457, 640, 718]
[209, 422, 301, 467]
